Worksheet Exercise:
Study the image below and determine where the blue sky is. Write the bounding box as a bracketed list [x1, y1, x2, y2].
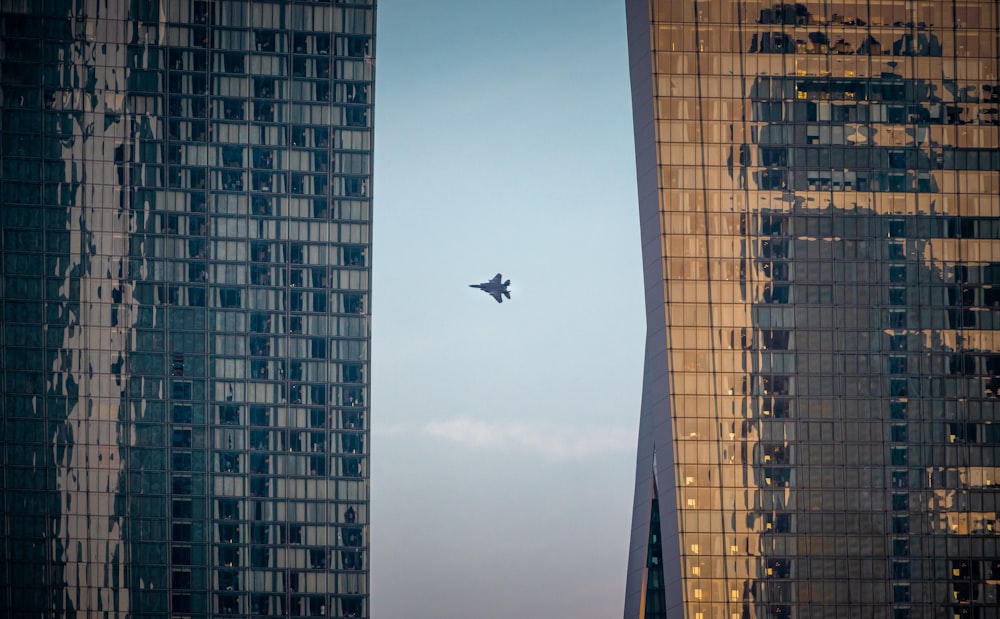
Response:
[370, 1, 644, 616]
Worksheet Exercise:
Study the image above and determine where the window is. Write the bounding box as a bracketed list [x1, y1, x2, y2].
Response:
[892, 493, 909, 511]
[761, 330, 789, 350]
[346, 107, 368, 127]
[892, 584, 910, 603]
[173, 500, 193, 518]
[172, 381, 192, 400]
[892, 538, 909, 556]
[889, 401, 907, 419]
[890, 379, 908, 397]
[346, 36, 370, 58]
[254, 77, 275, 98]
[888, 356, 907, 373]
[313, 293, 328, 312]
[344, 245, 366, 266]
[219, 405, 239, 425]
[766, 558, 790, 578]
[891, 425, 908, 442]
[172, 476, 192, 495]
[892, 561, 910, 579]
[188, 287, 206, 307]
[173, 523, 192, 542]
[763, 284, 789, 303]
[309, 548, 327, 569]
[173, 453, 192, 471]
[192, 0, 209, 23]
[889, 310, 907, 329]
[219, 288, 241, 308]
[890, 447, 908, 466]
[223, 53, 244, 73]
[316, 34, 330, 54]
[344, 294, 364, 314]
[890, 472, 908, 490]
[172, 429, 192, 448]
[173, 405, 193, 423]
[255, 31, 276, 51]
[892, 516, 909, 534]
[218, 499, 239, 520]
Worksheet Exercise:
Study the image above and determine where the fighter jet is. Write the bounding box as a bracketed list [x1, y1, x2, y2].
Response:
[470, 273, 511, 303]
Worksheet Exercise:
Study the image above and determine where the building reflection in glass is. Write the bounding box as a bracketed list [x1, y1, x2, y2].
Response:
[1, 1, 374, 616]
[624, 1, 999, 618]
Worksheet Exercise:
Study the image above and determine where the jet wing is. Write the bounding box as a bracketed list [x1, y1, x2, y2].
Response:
[490, 290, 504, 303]
[489, 273, 502, 285]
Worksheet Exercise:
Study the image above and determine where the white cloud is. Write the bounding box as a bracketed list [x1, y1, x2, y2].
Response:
[422, 417, 634, 461]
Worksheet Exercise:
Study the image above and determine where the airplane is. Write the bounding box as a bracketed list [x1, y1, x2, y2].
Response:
[469, 273, 511, 303]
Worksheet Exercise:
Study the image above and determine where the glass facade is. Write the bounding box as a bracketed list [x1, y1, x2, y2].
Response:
[0, 0, 373, 616]
[623, 1, 999, 618]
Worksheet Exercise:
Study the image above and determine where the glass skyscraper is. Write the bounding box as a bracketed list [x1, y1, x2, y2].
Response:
[623, 1, 998, 617]
[1, 1, 373, 616]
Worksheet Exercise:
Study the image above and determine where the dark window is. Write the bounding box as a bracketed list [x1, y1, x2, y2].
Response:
[255, 31, 275, 52]
[346, 36, 370, 58]
[761, 330, 789, 350]
[224, 53, 244, 73]
[172, 429, 192, 448]
[767, 558, 790, 578]
[172, 476, 192, 495]
[173, 523, 192, 541]
[173, 453, 192, 471]
[890, 447, 908, 466]
[892, 561, 910, 579]
[172, 381, 192, 400]
[250, 406, 270, 426]
[889, 310, 907, 329]
[890, 379, 908, 397]
[313, 292, 328, 312]
[892, 538, 909, 556]
[218, 499, 239, 520]
[346, 107, 368, 127]
[344, 245, 366, 266]
[949, 422, 978, 443]
[254, 77, 275, 98]
[892, 516, 909, 534]
[892, 493, 909, 511]
[344, 294, 364, 314]
[172, 500, 193, 518]
[763, 284, 789, 304]
[892, 584, 910, 603]
[219, 405, 240, 425]
[173, 405, 193, 423]
[220, 288, 242, 308]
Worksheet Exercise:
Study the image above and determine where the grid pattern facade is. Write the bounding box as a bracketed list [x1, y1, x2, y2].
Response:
[0, 0, 374, 617]
[623, 1, 999, 618]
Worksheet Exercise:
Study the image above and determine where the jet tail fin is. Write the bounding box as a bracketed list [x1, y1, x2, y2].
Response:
[503, 290, 511, 299]
[503, 280, 510, 286]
